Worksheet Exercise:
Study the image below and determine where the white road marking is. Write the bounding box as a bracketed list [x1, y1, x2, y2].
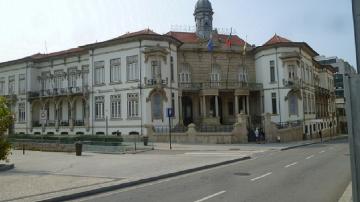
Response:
[306, 155, 314, 160]
[319, 150, 325, 154]
[250, 172, 272, 181]
[194, 191, 226, 202]
[285, 162, 298, 168]
[184, 152, 248, 157]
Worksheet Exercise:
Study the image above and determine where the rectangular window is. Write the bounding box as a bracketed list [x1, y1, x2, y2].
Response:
[271, 92, 277, 114]
[151, 60, 161, 80]
[94, 61, 105, 85]
[0, 78, 5, 95]
[127, 93, 139, 118]
[18, 103, 26, 122]
[8, 76, 15, 94]
[270, 61, 275, 82]
[127, 55, 139, 81]
[54, 70, 64, 89]
[95, 96, 105, 120]
[111, 95, 121, 119]
[170, 56, 174, 82]
[18, 74, 26, 94]
[288, 65, 296, 79]
[110, 58, 121, 83]
[68, 68, 77, 88]
[41, 72, 51, 91]
[82, 65, 89, 86]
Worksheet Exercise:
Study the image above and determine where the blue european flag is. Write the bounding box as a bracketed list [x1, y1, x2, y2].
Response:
[207, 39, 214, 52]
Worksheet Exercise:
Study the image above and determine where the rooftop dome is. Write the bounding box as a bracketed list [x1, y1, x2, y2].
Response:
[194, 0, 213, 15]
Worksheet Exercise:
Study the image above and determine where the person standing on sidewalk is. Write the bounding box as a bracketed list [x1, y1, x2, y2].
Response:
[319, 130, 323, 143]
[255, 128, 259, 143]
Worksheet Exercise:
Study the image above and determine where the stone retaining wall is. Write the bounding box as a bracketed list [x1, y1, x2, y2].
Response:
[12, 143, 75, 152]
[146, 114, 249, 144]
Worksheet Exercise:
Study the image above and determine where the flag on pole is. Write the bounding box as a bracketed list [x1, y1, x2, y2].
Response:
[225, 28, 232, 48]
[207, 34, 214, 52]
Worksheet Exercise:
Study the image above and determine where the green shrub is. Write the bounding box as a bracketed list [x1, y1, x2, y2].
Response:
[0, 138, 11, 162]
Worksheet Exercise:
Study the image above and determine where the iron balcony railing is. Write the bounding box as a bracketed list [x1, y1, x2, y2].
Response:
[179, 82, 263, 90]
[32, 120, 84, 127]
[144, 78, 168, 87]
[28, 86, 89, 99]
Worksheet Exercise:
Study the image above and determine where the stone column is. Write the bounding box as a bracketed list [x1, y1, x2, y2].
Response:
[179, 95, 183, 125]
[28, 102, 33, 132]
[69, 100, 74, 131]
[215, 95, 219, 117]
[242, 96, 246, 114]
[202, 96, 206, 118]
[55, 101, 59, 130]
[235, 95, 239, 115]
[85, 100, 90, 131]
[246, 96, 250, 115]
[41, 102, 46, 133]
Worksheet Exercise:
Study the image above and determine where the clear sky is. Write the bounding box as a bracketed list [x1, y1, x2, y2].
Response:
[0, 0, 356, 66]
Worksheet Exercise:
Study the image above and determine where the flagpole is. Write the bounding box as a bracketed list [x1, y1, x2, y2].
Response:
[225, 28, 232, 89]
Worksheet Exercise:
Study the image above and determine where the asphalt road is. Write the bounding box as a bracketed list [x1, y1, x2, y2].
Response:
[76, 139, 351, 202]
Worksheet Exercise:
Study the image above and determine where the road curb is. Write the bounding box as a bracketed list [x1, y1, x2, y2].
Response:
[280, 142, 319, 151]
[280, 135, 348, 151]
[40, 156, 251, 202]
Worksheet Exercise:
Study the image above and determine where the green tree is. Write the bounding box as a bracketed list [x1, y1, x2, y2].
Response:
[0, 96, 14, 162]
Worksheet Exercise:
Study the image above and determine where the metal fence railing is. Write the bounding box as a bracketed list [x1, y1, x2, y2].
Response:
[154, 125, 188, 134]
[196, 125, 234, 133]
[276, 121, 303, 129]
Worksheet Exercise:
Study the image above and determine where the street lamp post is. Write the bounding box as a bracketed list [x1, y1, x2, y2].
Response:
[346, 1, 360, 201]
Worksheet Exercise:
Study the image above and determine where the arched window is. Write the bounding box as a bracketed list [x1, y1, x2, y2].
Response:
[179, 63, 191, 83]
[238, 65, 248, 82]
[151, 93, 163, 120]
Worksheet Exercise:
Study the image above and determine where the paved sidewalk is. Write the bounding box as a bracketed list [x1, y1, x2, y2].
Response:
[1, 149, 257, 202]
[0, 136, 347, 202]
[339, 182, 353, 202]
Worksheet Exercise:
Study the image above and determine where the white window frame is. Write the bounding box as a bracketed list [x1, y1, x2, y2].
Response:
[270, 60, 276, 82]
[238, 65, 248, 82]
[127, 55, 139, 81]
[82, 65, 89, 87]
[151, 60, 161, 80]
[18, 74, 26, 94]
[18, 103, 26, 122]
[8, 76, 15, 95]
[127, 93, 139, 118]
[0, 77, 5, 95]
[68, 68, 77, 88]
[111, 95, 122, 119]
[179, 63, 191, 83]
[54, 70, 63, 89]
[95, 96, 105, 120]
[94, 61, 105, 85]
[110, 58, 121, 83]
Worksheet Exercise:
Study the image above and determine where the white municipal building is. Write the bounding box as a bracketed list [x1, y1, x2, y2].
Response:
[0, 0, 336, 137]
